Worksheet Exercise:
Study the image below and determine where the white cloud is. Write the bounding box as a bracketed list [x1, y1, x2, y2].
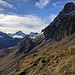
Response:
[0, 14, 47, 34]
[0, 0, 14, 8]
[49, 14, 57, 22]
[52, 1, 61, 7]
[35, 0, 51, 9]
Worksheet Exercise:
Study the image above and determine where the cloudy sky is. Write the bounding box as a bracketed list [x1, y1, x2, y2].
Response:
[0, 0, 75, 34]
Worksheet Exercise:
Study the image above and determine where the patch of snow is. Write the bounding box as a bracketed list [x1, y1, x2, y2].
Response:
[8, 31, 25, 38]
[30, 33, 45, 40]
[29, 32, 38, 37]
[32, 36, 36, 39]
[16, 31, 25, 36]
[13, 35, 24, 38]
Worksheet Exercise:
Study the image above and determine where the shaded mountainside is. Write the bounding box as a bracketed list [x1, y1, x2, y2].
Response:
[0, 31, 12, 39]
[43, 2, 75, 40]
[0, 31, 21, 49]
[0, 38, 21, 50]
[16, 37, 35, 55]
[0, 2, 75, 75]
[53, 12, 75, 40]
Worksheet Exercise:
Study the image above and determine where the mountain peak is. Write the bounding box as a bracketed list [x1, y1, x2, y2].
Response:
[43, 2, 75, 40]
[29, 32, 38, 37]
[63, 2, 75, 13]
[64, 2, 75, 8]
[8, 31, 25, 38]
[16, 31, 25, 35]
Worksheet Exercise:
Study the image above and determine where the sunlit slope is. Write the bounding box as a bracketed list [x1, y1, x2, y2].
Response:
[13, 33, 75, 75]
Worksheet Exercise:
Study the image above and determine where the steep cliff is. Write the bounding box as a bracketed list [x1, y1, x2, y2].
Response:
[43, 2, 75, 40]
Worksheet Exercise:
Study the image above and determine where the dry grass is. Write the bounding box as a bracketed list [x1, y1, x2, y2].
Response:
[12, 33, 75, 75]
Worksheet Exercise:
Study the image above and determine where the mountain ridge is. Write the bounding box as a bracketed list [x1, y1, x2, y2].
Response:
[0, 31, 21, 49]
[8, 31, 25, 38]
[43, 2, 75, 40]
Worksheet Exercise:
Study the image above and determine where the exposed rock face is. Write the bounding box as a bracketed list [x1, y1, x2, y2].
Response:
[54, 12, 75, 40]
[43, 2, 75, 40]
[64, 2, 75, 13]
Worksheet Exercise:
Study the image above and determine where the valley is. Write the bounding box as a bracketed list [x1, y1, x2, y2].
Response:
[0, 2, 75, 75]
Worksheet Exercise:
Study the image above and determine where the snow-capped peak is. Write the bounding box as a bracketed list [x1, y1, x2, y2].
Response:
[8, 31, 25, 38]
[29, 32, 38, 37]
[16, 31, 25, 36]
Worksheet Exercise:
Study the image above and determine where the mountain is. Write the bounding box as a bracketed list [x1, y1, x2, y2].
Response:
[0, 31, 12, 39]
[8, 31, 25, 38]
[29, 32, 38, 37]
[8, 31, 38, 39]
[0, 2, 75, 75]
[43, 2, 75, 40]
[0, 31, 21, 49]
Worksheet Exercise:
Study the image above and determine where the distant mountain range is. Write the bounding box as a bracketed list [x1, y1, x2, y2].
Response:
[8, 31, 25, 38]
[0, 2, 75, 75]
[29, 32, 38, 37]
[8, 31, 38, 38]
[0, 31, 38, 49]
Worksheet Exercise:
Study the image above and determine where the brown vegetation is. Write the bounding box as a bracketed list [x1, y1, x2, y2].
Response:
[12, 33, 75, 75]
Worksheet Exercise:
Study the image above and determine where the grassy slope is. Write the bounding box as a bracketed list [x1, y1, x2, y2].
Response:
[0, 45, 25, 75]
[13, 33, 75, 75]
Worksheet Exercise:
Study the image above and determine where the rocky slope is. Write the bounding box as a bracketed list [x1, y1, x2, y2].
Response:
[43, 2, 75, 40]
